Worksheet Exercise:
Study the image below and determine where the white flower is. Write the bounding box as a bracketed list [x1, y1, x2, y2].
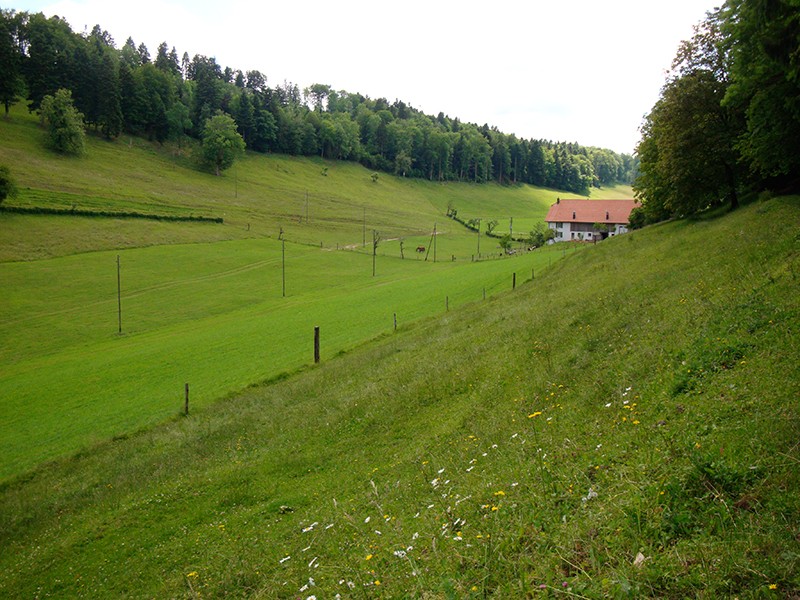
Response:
[364, 516, 371, 523]
[393, 549, 407, 558]
[438, 467, 445, 474]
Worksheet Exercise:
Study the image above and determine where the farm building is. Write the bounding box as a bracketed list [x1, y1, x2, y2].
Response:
[545, 199, 640, 243]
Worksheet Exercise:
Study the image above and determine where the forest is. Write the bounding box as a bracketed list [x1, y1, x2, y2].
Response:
[632, 0, 800, 226]
[0, 9, 636, 195]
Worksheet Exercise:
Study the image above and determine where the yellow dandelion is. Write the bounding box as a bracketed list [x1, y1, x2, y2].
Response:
[491, 506, 499, 512]
[494, 490, 506, 496]
[365, 554, 373, 561]
[769, 584, 778, 590]
[528, 411, 542, 418]
[374, 580, 381, 586]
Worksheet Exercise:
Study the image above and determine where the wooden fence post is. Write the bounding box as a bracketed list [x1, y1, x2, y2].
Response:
[184, 383, 189, 416]
[513, 272, 516, 289]
[314, 326, 320, 364]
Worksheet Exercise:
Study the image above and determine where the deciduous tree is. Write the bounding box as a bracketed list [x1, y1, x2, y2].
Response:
[201, 112, 244, 175]
[40, 88, 86, 155]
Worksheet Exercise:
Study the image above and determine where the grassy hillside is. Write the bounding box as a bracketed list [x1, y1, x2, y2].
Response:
[1, 195, 797, 598]
[0, 102, 608, 481]
[0, 104, 628, 262]
[0, 237, 571, 479]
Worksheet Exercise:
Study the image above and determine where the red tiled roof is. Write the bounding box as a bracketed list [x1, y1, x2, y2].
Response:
[544, 199, 640, 225]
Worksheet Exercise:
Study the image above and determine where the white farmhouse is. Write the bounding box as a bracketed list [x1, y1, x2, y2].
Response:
[545, 199, 640, 243]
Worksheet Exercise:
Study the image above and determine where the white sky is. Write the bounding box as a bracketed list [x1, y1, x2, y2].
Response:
[15, 0, 720, 154]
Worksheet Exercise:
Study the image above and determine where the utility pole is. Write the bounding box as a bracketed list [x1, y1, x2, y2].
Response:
[116, 255, 122, 334]
[282, 238, 286, 297]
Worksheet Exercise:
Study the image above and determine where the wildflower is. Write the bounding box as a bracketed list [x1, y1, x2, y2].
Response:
[374, 580, 381, 586]
[769, 584, 778, 590]
[493, 490, 506, 496]
[582, 488, 598, 502]
[365, 554, 373, 561]
[393, 549, 407, 558]
[186, 571, 198, 578]
[491, 506, 499, 512]
[528, 411, 542, 418]
[605, 402, 612, 408]
[364, 516, 371, 523]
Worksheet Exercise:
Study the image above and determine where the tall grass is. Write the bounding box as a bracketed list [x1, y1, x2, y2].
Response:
[0, 195, 797, 598]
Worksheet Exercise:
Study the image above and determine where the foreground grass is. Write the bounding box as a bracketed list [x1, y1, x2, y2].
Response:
[1, 196, 797, 598]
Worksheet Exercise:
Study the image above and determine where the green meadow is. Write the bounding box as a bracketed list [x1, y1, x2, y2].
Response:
[0, 105, 592, 480]
[3, 105, 798, 598]
[0, 194, 797, 598]
[0, 236, 573, 479]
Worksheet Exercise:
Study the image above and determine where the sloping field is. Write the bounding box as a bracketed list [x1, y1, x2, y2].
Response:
[0, 195, 797, 598]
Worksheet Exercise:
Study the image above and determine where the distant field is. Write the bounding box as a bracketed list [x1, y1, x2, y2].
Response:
[0, 104, 631, 260]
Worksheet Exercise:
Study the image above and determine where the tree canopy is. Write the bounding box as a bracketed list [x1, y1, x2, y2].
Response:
[40, 88, 86, 155]
[201, 112, 245, 175]
[634, 0, 800, 225]
[0, 9, 636, 192]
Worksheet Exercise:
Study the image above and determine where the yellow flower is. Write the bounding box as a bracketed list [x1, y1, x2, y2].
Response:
[365, 554, 373, 561]
[769, 584, 778, 590]
[528, 411, 542, 418]
[493, 490, 506, 496]
[186, 571, 198, 578]
[491, 506, 499, 512]
[374, 580, 381, 586]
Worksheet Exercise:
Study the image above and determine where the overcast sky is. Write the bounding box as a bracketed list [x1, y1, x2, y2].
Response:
[15, 0, 720, 154]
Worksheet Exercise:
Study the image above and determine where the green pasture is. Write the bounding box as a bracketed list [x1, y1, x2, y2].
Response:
[0, 196, 797, 598]
[0, 105, 630, 261]
[0, 234, 576, 480]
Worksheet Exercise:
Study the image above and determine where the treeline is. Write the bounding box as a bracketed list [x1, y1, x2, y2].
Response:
[632, 0, 800, 226]
[0, 10, 635, 194]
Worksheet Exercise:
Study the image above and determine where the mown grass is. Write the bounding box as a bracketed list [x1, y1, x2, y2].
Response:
[0, 231, 578, 480]
[0, 195, 797, 598]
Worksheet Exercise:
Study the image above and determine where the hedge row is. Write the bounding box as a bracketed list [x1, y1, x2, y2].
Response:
[0, 205, 223, 224]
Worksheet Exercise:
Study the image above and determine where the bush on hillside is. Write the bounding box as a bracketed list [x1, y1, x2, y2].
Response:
[0, 164, 16, 204]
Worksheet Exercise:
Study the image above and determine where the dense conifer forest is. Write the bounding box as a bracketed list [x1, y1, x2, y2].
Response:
[0, 9, 636, 194]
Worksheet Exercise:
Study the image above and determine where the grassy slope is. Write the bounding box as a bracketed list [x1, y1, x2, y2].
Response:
[0, 102, 606, 481]
[0, 196, 797, 598]
[0, 238, 570, 479]
[0, 105, 628, 261]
